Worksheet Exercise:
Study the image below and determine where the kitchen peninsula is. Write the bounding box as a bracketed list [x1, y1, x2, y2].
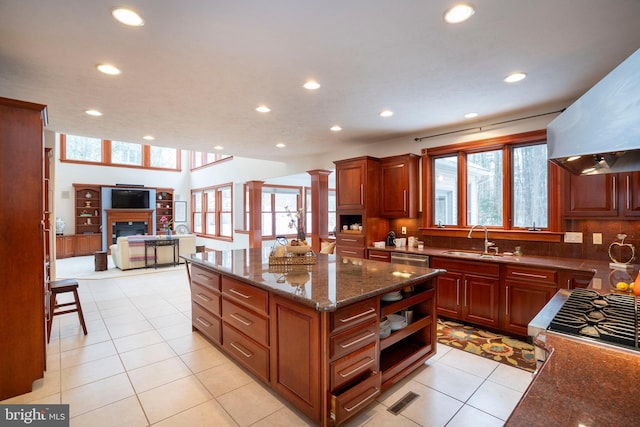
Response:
[183, 249, 444, 426]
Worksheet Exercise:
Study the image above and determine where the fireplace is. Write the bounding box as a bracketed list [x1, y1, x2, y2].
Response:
[112, 221, 148, 243]
[105, 209, 154, 247]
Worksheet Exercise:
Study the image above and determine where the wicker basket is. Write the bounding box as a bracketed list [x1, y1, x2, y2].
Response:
[269, 252, 317, 265]
[286, 244, 312, 255]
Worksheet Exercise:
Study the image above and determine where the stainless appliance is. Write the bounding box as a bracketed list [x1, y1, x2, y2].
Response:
[529, 288, 639, 369]
[390, 252, 429, 267]
[547, 48, 640, 175]
[387, 231, 396, 247]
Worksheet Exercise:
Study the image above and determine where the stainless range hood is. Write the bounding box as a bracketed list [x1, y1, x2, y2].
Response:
[547, 48, 640, 175]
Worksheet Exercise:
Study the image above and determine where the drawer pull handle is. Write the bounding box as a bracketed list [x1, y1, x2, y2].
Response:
[344, 387, 379, 412]
[196, 317, 212, 328]
[338, 357, 375, 378]
[229, 288, 251, 299]
[343, 238, 357, 242]
[512, 271, 548, 280]
[230, 342, 253, 358]
[340, 331, 376, 348]
[230, 313, 252, 326]
[339, 307, 376, 323]
[342, 250, 358, 255]
[369, 254, 388, 259]
[196, 293, 212, 302]
[196, 273, 213, 281]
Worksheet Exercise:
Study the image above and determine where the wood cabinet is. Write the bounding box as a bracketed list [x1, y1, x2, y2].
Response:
[55, 235, 75, 258]
[74, 184, 103, 234]
[502, 265, 557, 336]
[74, 234, 103, 256]
[0, 97, 47, 400]
[558, 270, 594, 290]
[431, 257, 500, 329]
[562, 171, 640, 218]
[380, 154, 419, 218]
[335, 157, 380, 214]
[155, 188, 174, 233]
[367, 249, 391, 262]
[190, 265, 222, 344]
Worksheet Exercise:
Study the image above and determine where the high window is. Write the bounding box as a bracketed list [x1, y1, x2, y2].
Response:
[190, 151, 232, 170]
[191, 184, 233, 238]
[260, 186, 303, 238]
[426, 130, 556, 231]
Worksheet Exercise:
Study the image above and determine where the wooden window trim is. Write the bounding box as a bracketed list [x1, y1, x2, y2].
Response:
[191, 183, 233, 240]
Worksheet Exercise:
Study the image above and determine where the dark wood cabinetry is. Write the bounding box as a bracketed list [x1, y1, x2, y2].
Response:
[55, 235, 75, 258]
[502, 265, 557, 336]
[71, 184, 103, 255]
[431, 258, 500, 329]
[0, 97, 47, 400]
[380, 154, 419, 218]
[155, 188, 174, 233]
[367, 249, 391, 262]
[563, 171, 640, 218]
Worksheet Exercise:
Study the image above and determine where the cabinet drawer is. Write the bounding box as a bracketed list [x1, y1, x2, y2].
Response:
[336, 246, 365, 258]
[331, 299, 378, 335]
[191, 282, 221, 316]
[222, 298, 269, 347]
[191, 265, 221, 291]
[430, 257, 499, 277]
[192, 302, 221, 344]
[222, 277, 268, 315]
[331, 342, 378, 391]
[330, 319, 377, 360]
[505, 266, 557, 284]
[368, 250, 391, 262]
[337, 234, 365, 247]
[330, 371, 381, 425]
[222, 323, 269, 383]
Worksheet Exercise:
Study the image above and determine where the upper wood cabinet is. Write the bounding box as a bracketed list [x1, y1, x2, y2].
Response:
[334, 156, 380, 215]
[563, 171, 640, 218]
[380, 154, 419, 218]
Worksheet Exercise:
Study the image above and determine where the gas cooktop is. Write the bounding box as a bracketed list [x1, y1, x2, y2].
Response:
[548, 288, 639, 351]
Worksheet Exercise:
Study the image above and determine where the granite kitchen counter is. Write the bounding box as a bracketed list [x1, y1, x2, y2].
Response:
[183, 248, 444, 311]
[506, 330, 640, 426]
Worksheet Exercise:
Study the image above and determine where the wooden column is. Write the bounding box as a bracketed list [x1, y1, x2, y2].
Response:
[246, 180, 264, 249]
[308, 170, 332, 252]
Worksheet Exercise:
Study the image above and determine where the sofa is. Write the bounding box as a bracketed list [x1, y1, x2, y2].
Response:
[109, 234, 197, 270]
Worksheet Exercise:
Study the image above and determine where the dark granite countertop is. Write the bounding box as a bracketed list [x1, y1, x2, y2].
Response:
[183, 248, 444, 311]
[370, 245, 639, 295]
[506, 330, 640, 427]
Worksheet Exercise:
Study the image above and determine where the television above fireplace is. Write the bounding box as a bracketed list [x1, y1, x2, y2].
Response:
[111, 189, 150, 209]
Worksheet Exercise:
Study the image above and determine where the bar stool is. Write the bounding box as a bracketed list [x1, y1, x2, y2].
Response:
[47, 279, 88, 342]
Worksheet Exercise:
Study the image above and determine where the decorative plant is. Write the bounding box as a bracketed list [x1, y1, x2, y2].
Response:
[160, 215, 173, 230]
[285, 205, 305, 240]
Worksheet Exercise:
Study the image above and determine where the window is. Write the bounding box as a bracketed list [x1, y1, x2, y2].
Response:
[62, 134, 102, 162]
[426, 130, 554, 231]
[60, 134, 180, 171]
[191, 184, 233, 238]
[260, 186, 302, 238]
[111, 140, 142, 166]
[190, 151, 232, 170]
[328, 189, 336, 234]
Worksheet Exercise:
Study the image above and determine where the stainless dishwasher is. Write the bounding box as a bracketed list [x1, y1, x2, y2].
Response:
[390, 252, 429, 267]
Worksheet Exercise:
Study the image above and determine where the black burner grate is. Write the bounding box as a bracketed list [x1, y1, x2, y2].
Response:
[549, 288, 639, 350]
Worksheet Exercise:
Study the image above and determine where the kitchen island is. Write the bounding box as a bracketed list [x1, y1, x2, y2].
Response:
[183, 249, 444, 426]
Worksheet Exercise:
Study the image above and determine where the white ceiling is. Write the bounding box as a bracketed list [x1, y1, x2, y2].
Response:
[1, 1, 640, 162]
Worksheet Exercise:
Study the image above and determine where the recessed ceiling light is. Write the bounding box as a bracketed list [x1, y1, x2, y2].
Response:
[303, 80, 321, 90]
[143, 135, 155, 141]
[379, 110, 394, 117]
[464, 112, 479, 118]
[256, 105, 271, 113]
[276, 143, 286, 148]
[330, 125, 342, 132]
[85, 109, 102, 117]
[112, 8, 144, 26]
[213, 145, 224, 150]
[504, 72, 527, 83]
[444, 3, 476, 24]
[97, 64, 121, 75]
[567, 156, 582, 162]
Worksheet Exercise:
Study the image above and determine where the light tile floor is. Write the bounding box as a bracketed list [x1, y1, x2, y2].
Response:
[2, 256, 533, 426]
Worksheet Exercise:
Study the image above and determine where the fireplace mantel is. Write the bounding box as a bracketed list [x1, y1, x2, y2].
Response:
[106, 209, 154, 240]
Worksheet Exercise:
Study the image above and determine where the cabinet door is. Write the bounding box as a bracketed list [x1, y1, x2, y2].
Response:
[367, 249, 390, 262]
[336, 161, 365, 211]
[503, 280, 556, 336]
[380, 155, 418, 218]
[435, 271, 462, 319]
[564, 173, 617, 217]
[621, 172, 640, 216]
[463, 274, 499, 329]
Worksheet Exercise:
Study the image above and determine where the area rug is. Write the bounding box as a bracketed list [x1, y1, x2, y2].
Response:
[55, 255, 186, 280]
[437, 319, 536, 372]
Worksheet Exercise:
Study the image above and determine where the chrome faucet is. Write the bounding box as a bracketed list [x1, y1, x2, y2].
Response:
[468, 224, 495, 254]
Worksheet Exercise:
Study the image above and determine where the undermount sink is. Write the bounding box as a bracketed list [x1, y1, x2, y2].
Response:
[443, 250, 501, 259]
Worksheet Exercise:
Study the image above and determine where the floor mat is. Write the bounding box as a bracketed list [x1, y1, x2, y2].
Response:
[437, 319, 536, 372]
